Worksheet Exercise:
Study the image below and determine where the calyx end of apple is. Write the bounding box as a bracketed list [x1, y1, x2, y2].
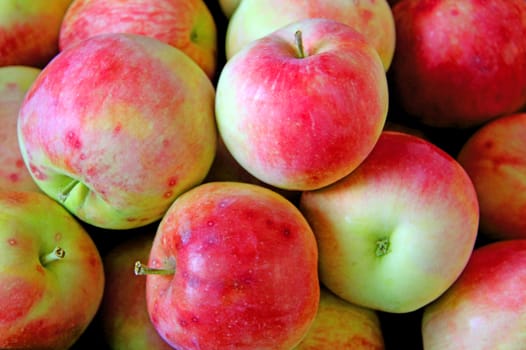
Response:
[134, 260, 175, 276]
[40, 246, 66, 266]
[375, 238, 391, 257]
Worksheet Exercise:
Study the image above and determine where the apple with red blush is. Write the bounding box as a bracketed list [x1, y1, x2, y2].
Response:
[300, 131, 479, 313]
[216, 18, 388, 191]
[225, 0, 396, 70]
[0, 65, 42, 193]
[17, 33, 217, 230]
[391, 0, 526, 128]
[457, 112, 526, 240]
[59, 0, 218, 79]
[100, 232, 173, 350]
[0, 190, 104, 350]
[422, 239, 526, 349]
[294, 287, 385, 349]
[136, 181, 320, 349]
[0, 0, 73, 68]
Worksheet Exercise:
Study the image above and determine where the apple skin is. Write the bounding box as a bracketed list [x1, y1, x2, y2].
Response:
[218, 0, 240, 18]
[59, 0, 218, 79]
[391, 0, 526, 128]
[145, 181, 320, 349]
[100, 233, 173, 350]
[0, 0, 73, 68]
[0, 65, 42, 193]
[225, 0, 395, 70]
[457, 113, 526, 240]
[300, 131, 479, 313]
[216, 18, 388, 191]
[422, 239, 526, 349]
[0, 190, 104, 350]
[294, 287, 385, 350]
[17, 33, 217, 230]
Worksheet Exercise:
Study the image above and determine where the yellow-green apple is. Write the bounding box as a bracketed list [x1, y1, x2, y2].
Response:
[100, 233, 173, 350]
[391, 0, 526, 128]
[225, 0, 396, 70]
[457, 113, 526, 240]
[295, 287, 385, 349]
[0, 0, 73, 68]
[216, 18, 388, 191]
[218, 0, 240, 18]
[0, 190, 104, 349]
[136, 181, 320, 349]
[59, 0, 218, 80]
[17, 33, 217, 230]
[422, 239, 526, 349]
[0, 65, 41, 193]
[300, 131, 480, 313]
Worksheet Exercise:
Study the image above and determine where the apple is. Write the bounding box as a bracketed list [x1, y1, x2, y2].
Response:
[137, 181, 320, 349]
[0, 65, 42, 193]
[100, 232, 173, 350]
[0, 0, 73, 68]
[391, 0, 526, 128]
[59, 0, 218, 80]
[422, 239, 526, 349]
[300, 131, 480, 313]
[17, 33, 217, 230]
[225, 0, 395, 71]
[0, 190, 104, 349]
[294, 287, 385, 349]
[215, 18, 389, 191]
[218, 0, 240, 18]
[457, 112, 526, 240]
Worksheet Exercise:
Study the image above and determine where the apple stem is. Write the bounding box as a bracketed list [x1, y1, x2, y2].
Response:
[375, 238, 391, 257]
[295, 30, 305, 58]
[40, 246, 66, 266]
[58, 178, 80, 202]
[134, 261, 175, 276]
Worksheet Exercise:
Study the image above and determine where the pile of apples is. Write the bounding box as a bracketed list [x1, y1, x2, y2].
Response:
[1, 0, 525, 349]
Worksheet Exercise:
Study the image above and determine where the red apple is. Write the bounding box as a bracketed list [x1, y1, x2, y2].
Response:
[59, 0, 218, 79]
[225, 0, 396, 70]
[100, 233, 173, 350]
[215, 18, 388, 191]
[0, 0, 73, 68]
[391, 0, 526, 128]
[0, 65, 42, 193]
[295, 287, 385, 349]
[17, 33, 217, 230]
[0, 190, 104, 349]
[422, 239, 526, 349]
[457, 112, 526, 240]
[300, 131, 479, 313]
[138, 181, 320, 349]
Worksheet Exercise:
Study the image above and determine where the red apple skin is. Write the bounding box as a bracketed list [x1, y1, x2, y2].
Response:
[216, 18, 388, 191]
[391, 0, 526, 128]
[0, 190, 104, 350]
[146, 181, 320, 350]
[300, 131, 479, 313]
[0, 1, 73, 68]
[59, 0, 218, 79]
[100, 233, 173, 350]
[17, 33, 217, 230]
[422, 239, 526, 349]
[0, 65, 42, 193]
[295, 287, 385, 350]
[457, 113, 526, 240]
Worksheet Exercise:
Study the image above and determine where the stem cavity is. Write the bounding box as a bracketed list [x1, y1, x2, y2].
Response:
[134, 261, 175, 276]
[40, 246, 66, 266]
[295, 30, 305, 59]
[58, 179, 80, 202]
